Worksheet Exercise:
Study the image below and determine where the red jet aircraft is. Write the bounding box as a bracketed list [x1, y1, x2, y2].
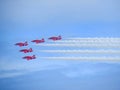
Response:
[15, 41, 28, 47]
[22, 55, 36, 60]
[31, 38, 45, 44]
[48, 35, 62, 41]
[20, 48, 33, 53]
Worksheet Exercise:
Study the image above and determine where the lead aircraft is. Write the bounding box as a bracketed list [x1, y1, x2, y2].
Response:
[48, 35, 62, 41]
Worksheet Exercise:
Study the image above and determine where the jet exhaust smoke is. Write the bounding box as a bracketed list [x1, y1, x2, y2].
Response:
[41, 57, 120, 61]
[40, 50, 120, 54]
[37, 43, 120, 48]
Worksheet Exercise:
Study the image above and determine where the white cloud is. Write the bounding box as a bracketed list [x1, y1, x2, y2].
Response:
[61, 61, 120, 78]
[62, 71, 80, 78]
[0, 72, 26, 78]
[0, 59, 68, 78]
[61, 64, 102, 78]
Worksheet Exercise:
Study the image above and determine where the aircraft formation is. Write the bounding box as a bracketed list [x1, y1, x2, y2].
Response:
[15, 36, 62, 61]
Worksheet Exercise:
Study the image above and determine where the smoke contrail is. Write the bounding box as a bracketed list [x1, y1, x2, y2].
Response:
[51, 38, 120, 44]
[37, 37, 120, 62]
[54, 40, 120, 43]
[40, 50, 120, 54]
[34, 38, 120, 48]
[68, 37, 120, 40]
[36, 43, 120, 48]
[40, 57, 120, 61]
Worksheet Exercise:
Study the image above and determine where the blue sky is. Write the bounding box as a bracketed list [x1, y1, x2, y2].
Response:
[0, 0, 120, 90]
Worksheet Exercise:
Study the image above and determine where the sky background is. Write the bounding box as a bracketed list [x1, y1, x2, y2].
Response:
[0, 0, 120, 90]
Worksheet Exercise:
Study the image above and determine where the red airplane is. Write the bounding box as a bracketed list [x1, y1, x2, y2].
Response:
[31, 38, 45, 44]
[22, 55, 36, 60]
[48, 35, 62, 41]
[15, 41, 28, 47]
[20, 48, 33, 53]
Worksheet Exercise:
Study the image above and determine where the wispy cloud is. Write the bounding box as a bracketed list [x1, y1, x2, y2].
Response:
[0, 70, 27, 78]
[0, 59, 68, 78]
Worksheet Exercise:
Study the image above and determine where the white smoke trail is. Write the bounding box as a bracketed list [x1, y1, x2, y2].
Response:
[54, 40, 120, 43]
[36, 43, 120, 48]
[41, 57, 120, 61]
[40, 50, 120, 54]
[36, 38, 120, 47]
[52, 38, 120, 43]
[68, 37, 120, 40]
[37, 37, 120, 62]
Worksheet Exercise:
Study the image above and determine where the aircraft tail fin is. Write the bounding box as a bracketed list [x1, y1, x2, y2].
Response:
[33, 55, 36, 59]
[29, 48, 33, 52]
